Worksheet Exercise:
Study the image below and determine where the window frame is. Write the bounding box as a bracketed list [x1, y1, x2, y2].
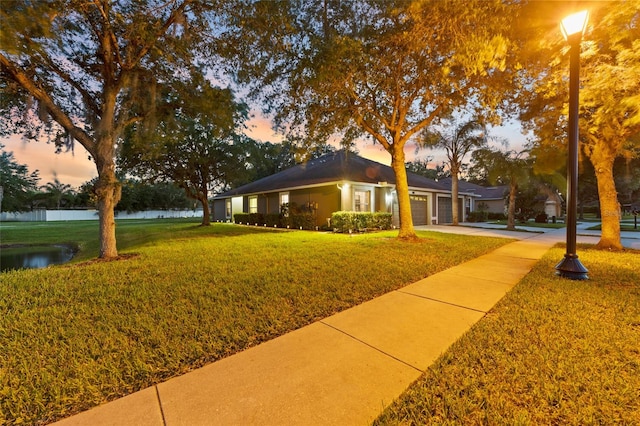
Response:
[248, 196, 258, 214]
[354, 189, 371, 212]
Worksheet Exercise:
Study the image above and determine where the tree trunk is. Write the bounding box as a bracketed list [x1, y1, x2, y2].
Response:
[94, 135, 121, 259]
[451, 164, 460, 225]
[594, 160, 622, 250]
[200, 195, 211, 226]
[586, 140, 622, 250]
[391, 146, 417, 239]
[506, 183, 517, 231]
[95, 170, 120, 259]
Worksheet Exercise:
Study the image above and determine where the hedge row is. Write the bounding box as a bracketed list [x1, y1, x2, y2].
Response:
[233, 212, 316, 230]
[466, 211, 505, 222]
[330, 211, 392, 233]
[466, 211, 488, 222]
[233, 211, 393, 233]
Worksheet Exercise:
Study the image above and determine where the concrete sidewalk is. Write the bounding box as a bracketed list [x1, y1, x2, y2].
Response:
[52, 226, 633, 425]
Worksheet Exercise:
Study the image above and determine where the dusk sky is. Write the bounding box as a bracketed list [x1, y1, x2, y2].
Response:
[1, 110, 527, 190]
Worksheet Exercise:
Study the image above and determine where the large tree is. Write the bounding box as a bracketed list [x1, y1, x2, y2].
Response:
[471, 148, 531, 231]
[421, 119, 487, 225]
[120, 75, 248, 226]
[517, 1, 640, 250]
[0, 1, 220, 257]
[223, 0, 519, 239]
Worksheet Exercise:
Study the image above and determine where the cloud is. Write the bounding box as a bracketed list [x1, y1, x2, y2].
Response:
[1, 134, 97, 188]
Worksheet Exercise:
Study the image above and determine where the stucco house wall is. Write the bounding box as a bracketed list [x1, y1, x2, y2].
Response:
[477, 199, 507, 215]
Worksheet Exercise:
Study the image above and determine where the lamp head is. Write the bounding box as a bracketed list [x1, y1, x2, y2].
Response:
[561, 10, 589, 43]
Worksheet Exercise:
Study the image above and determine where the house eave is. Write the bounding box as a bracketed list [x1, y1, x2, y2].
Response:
[213, 179, 394, 200]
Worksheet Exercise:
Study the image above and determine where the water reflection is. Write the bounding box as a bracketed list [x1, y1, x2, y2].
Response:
[0, 245, 76, 272]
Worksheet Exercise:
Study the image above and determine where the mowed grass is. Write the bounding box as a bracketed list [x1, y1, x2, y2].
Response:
[0, 218, 246, 261]
[375, 246, 640, 425]
[586, 223, 640, 232]
[0, 220, 511, 425]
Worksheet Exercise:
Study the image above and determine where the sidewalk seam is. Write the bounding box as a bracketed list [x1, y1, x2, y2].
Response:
[318, 320, 425, 373]
[396, 290, 488, 314]
[155, 385, 167, 426]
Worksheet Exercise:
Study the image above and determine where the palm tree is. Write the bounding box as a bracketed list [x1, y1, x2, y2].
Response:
[422, 119, 487, 225]
[42, 175, 74, 209]
[472, 148, 531, 230]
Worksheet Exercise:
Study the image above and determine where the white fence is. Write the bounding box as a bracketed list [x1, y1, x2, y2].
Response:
[0, 209, 203, 222]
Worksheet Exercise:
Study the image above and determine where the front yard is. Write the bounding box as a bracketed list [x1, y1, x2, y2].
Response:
[0, 220, 510, 425]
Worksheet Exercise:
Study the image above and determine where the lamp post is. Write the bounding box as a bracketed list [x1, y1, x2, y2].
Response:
[555, 10, 589, 280]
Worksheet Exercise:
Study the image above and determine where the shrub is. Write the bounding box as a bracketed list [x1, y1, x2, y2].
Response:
[331, 211, 392, 233]
[535, 212, 548, 223]
[371, 212, 393, 229]
[279, 202, 318, 230]
[265, 213, 282, 227]
[488, 212, 506, 221]
[285, 213, 315, 230]
[248, 213, 265, 225]
[467, 211, 488, 222]
[234, 211, 315, 229]
[233, 213, 249, 224]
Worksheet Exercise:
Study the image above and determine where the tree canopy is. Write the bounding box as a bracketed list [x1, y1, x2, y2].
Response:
[421, 119, 487, 225]
[471, 148, 531, 230]
[405, 157, 447, 182]
[517, 1, 640, 250]
[120, 73, 248, 225]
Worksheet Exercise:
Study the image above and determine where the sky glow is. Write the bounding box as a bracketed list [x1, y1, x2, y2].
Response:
[1, 112, 527, 190]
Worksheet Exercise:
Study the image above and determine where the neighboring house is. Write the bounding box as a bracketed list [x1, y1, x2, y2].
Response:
[439, 178, 564, 219]
[536, 187, 564, 219]
[439, 178, 509, 215]
[212, 150, 482, 227]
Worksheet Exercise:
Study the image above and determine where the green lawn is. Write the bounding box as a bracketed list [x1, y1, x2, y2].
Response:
[375, 245, 640, 425]
[586, 222, 640, 232]
[0, 220, 512, 425]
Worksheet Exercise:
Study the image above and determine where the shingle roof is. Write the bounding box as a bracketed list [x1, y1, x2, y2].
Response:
[214, 150, 450, 198]
[438, 177, 508, 200]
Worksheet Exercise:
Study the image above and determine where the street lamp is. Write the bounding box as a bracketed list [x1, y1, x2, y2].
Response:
[555, 10, 589, 280]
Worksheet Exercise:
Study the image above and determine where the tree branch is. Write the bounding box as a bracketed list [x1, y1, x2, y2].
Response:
[129, 0, 191, 67]
[0, 52, 96, 156]
[39, 53, 101, 120]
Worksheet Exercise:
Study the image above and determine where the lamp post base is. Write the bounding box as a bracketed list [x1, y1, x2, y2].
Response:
[555, 254, 589, 280]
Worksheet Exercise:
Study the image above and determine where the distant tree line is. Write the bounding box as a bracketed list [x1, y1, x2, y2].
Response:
[1, 139, 336, 215]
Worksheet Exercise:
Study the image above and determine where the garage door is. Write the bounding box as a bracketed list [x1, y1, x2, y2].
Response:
[438, 197, 452, 224]
[410, 196, 429, 226]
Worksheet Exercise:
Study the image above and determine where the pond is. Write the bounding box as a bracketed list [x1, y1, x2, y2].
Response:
[0, 244, 76, 272]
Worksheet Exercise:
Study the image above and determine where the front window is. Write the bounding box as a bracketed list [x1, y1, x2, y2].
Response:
[225, 199, 231, 218]
[355, 190, 370, 212]
[280, 192, 289, 215]
[249, 196, 258, 213]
